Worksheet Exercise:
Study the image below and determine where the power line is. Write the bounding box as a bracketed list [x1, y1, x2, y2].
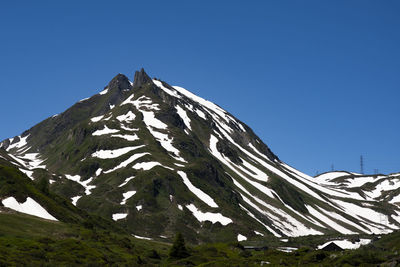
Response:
[360, 155, 364, 174]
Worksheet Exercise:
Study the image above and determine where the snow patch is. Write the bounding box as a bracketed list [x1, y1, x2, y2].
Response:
[112, 213, 128, 221]
[71, 196, 81, 206]
[186, 204, 232, 226]
[132, 234, 152, 240]
[237, 234, 247, 241]
[119, 176, 135, 187]
[120, 191, 136, 205]
[6, 134, 29, 151]
[132, 161, 161, 171]
[65, 175, 96, 195]
[92, 125, 119, 136]
[2, 197, 57, 221]
[105, 153, 149, 173]
[19, 169, 34, 180]
[153, 80, 181, 98]
[116, 111, 136, 122]
[91, 115, 104, 122]
[254, 231, 264, 236]
[176, 105, 192, 130]
[91, 146, 144, 159]
[178, 171, 218, 208]
[99, 88, 109, 95]
[111, 134, 139, 141]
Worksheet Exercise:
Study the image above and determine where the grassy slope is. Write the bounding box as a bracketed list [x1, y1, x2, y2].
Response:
[1, 209, 400, 266]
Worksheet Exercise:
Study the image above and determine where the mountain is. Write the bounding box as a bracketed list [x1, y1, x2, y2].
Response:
[1, 68, 400, 243]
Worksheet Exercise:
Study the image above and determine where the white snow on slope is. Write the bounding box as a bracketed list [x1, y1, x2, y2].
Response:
[133, 96, 167, 129]
[240, 191, 323, 237]
[390, 194, 400, 204]
[79, 97, 90, 102]
[364, 178, 400, 199]
[91, 115, 104, 122]
[153, 80, 181, 98]
[196, 109, 206, 120]
[254, 231, 264, 236]
[71, 196, 81, 206]
[186, 204, 232, 226]
[281, 163, 365, 200]
[14, 153, 46, 170]
[237, 234, 247, 241]
[318, 239, 371, 250]
[240, 158, 269, 182]
[176, 105, 192, 131]
[330, 199, 397, 233]
[150, 130, 186, 161]
[173, 85, 232, 126]
[121, 94, 185, 162]
[2, 197, 57, 221]
[6, 135, 29, 152]
[92, 125, 119, 136]
[132, 161, 161, 171]
[121, 125, 139, 131]
[136, 205, 142, 211]
[119, 176, 135, 187]
[120, 191, 136, 205]
[316, 171, 353, 182]
[65, 175, 96, 195]
[239, 204, 282, 237]
[112, 213, 128, 221]
[19, 169, 34, 180]
[209, 135, 275, 199]
[91, 145, 144, 159]
[99, 88, 109, 95]
[177, 171, 218, 208]
[104, 152, 150, 173]
[344, 176, 382, 188]
[117, 111, 136, 122]
[95, 168, 102, 176]
[132, 234, 152, 240]
[111, 134, 139, 141]
[306, 205, 355, 235]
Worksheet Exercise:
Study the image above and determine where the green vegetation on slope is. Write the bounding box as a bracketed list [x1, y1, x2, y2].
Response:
[1, 209, 400, 266]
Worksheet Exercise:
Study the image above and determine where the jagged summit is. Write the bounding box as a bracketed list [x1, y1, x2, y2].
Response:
[132, 68, 152, 88]
[107, 73, 132, 91]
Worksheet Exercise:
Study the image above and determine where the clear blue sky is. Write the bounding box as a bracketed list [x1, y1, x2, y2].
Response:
[1, 1, 399, 176]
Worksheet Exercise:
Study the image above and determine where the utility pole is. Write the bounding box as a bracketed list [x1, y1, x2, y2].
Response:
[331, 164, 334, 172]
[360, 155, 364, 174]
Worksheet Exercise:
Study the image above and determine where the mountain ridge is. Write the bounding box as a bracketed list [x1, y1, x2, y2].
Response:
[1, 68, 400, 243]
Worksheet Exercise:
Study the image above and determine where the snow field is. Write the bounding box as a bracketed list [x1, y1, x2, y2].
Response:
[2, 197, 57, 221]
[112, 213, 128, 221]
[91, 145, 144, 159]
[92, 125, 119, 136]
[177, 171, 218, 208]
[185, 204, 232, 226]
[65, 175, 96, 195]
[120, 191, 136, 205]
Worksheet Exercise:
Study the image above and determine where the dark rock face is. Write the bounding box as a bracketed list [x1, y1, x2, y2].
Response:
[132, 68, 152, 88]
[108, 74, 132, 91]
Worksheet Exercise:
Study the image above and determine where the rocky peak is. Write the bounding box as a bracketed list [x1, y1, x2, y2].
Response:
[132, 68, 152, 88]
[108, 73, 132, 91]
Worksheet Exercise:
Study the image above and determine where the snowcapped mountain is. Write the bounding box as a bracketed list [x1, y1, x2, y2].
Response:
[1, 68, 400, 243]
